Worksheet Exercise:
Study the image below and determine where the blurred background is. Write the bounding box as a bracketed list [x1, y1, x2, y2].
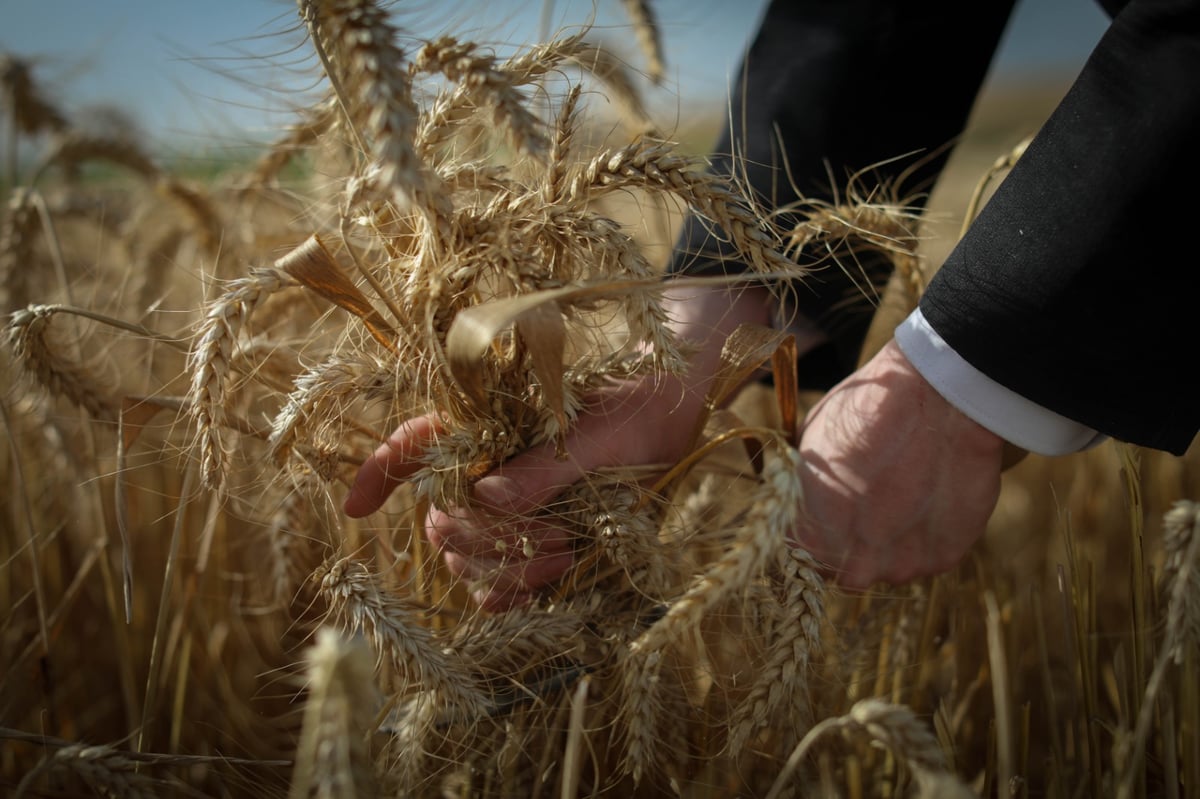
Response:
[0, 0, 1114, 268]
[2, 0, 1109, 154]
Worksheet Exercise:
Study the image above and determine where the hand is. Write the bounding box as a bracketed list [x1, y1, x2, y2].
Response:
[344, 284, 778, 610]
[790, 337, 1006, 588]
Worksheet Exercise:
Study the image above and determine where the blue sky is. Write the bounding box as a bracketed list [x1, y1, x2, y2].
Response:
[1, 0, 1110, 152]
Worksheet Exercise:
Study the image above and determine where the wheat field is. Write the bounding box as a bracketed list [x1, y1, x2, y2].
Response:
[2, 2, 1199, 797]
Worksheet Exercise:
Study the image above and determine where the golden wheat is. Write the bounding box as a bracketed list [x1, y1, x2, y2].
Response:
[5, 5, 1200, 798]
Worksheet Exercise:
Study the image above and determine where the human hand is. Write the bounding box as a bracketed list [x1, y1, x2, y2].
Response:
[790, 337, 1007, 589]
[343, 373, 704, 610]
[343, 285, 777, 610]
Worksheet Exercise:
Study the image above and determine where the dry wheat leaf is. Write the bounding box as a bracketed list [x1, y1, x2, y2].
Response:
[707, 323, 793, 411]
[276, 233, 398, 354]
[446, 278, 658, 410]
[699, 324, 797, 466]
[513, 302, 568, 450]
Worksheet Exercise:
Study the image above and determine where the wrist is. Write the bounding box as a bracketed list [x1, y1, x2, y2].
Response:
[895, 309, 1106, 456]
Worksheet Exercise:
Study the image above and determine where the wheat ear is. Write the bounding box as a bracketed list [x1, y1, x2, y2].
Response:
[767, 698, 965, 799]
[1, 53, 70, 137]
[728, 545, 825, 752]
[289, 627, 380, 799]
[7, 304, 117, 420]
[414, 35, 548, 158]
[568, 137, 803, 279]
[618, 0, 665, 85]
[267, 352, 396, 466]
[17, 744, 159, 799]
[300, 0, 445, 218]
[632, 441, 803, 655]
[187, 266, 297, 490]
[1, 188, 38, 312]
[1117, 499, 1200, 799]
[316, 557, 490, 724]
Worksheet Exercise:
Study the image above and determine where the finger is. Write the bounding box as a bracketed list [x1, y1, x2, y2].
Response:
[471, 444, 587, 518]
[469, 403, 644, 517]
[443, 549, 576, 612]
[343, 415, 441, 518]
[427, 505, 574, 561]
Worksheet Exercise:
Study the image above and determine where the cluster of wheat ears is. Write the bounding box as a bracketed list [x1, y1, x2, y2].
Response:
[3, 1, 1199, 797]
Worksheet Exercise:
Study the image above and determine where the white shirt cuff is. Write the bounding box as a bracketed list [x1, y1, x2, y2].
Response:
[894, 309, 1107, 456]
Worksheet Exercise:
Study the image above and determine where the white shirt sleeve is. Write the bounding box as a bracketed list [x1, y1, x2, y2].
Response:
[894, 308, 1107, 456]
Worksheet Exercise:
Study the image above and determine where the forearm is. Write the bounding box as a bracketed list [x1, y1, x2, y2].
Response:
[919, 0, 1200, 454]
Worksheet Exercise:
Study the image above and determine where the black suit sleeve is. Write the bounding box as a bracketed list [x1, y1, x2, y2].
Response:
[666, 0, 1017, 389]
[920, 0, 1200, 454]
